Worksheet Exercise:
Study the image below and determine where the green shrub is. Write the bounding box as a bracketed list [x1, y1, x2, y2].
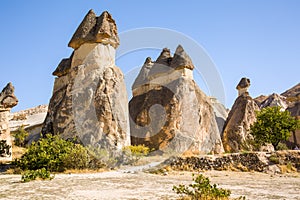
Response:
[173, 174, 231, 200]
[21, 168, 53, 182]
[276, 142, 289, 150]
[62, 144, 90, 170]
[250, 107, 300, 150]
[0, 140, 11, 157]
[86, 146, 117, 169]
[12, 126, 28, 147]
[15, 134, 113, 173]
[269, 155, 280, 164]
[16, 134, 80, 172]
[122, 145, 150, 165]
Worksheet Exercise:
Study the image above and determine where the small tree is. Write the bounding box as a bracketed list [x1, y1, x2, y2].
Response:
[250, 106, 300, 150]
[12, 126, 29, 147]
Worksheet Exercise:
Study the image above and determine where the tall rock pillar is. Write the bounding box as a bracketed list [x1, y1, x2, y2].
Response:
[0, 83, 18, 161]
[42, 10, 130, 149]
[222, 78, 259, 152]
[129, 45, 224, 154]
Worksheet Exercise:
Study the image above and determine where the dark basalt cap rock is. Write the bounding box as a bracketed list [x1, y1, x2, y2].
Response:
[68, 10, 120, 49]
[52, 53, 73, 77]
[170, 45, 194, 70]
[236, 77, 251, 90]
[156, 48, 172, 66]
[132, 57, 153, 90]
[0, 82, 18, 109]
[144, 57, 152, 65]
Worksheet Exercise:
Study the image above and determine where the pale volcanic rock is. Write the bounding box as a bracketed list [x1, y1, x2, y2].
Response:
[129, 45, 224, 154]
[0, 83, 18, 161]
[42, 10, 129, 150]
[222, 78, 259, 153]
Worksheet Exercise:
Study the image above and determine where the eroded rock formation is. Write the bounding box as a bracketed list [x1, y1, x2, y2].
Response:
[0, 83, 18, 161]
[129, 45, 224, 154]
[42, 10, 130, 150]
[222, 78, 259, 152]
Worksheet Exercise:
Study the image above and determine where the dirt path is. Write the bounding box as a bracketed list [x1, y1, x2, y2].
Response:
[0, 170, 300, 200]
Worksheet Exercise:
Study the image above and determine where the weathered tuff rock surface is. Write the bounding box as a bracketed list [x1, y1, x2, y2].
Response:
[222, 78, 259, 152]
[42, 10, 130, 150]
[0, 83, 18, 161]
[129, 46, 224, 154]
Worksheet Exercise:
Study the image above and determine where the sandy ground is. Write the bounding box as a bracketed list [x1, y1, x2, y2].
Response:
[0, 168, 300, 200]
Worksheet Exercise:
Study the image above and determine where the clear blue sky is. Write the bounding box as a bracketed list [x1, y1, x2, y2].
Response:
[1, 0, 299, 111]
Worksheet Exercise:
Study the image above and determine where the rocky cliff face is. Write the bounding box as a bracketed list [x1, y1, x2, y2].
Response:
[222, 78, 259, 152]
[282, 83, 300, 148]
[0, 83, 18, 161]
[282, 83, 300, 117]
[42, 10, 130, 150]
[129, 46, 224, 154]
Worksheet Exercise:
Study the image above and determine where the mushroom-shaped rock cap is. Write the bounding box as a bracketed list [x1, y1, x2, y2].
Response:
[170, 45, 194, 70]
[52, 53, 73, 77]
[68, 10, 120, 49]
[156, 48, 172, 66]
[144, 57, 152, 65]
[0, 82, 18, 109]
[236, 77, 251, 90]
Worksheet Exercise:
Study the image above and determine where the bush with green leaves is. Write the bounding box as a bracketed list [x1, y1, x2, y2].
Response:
[0, 140, 11, 157]
[173, 174, 232, 200]
[122, 145, 150, 165]
[250, 107, 300, 150]
[21, 168, 53, 182]
[16, 134, 76, 171]
[12, 126, 28, 147]
[15, 134, 113, 173]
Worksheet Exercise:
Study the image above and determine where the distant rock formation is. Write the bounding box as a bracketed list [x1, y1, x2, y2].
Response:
[129, 45, 224, 154]
[254, 95, 268, 107]
[259, 93, 288, 111]
[0, 83, 18, 161]
[42, 10, 130, 150]
[222, 78, 259, 152]
[10, 105, 48, 144]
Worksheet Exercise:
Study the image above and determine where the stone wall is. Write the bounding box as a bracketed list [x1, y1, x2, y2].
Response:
[163, 150, 300, 173]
